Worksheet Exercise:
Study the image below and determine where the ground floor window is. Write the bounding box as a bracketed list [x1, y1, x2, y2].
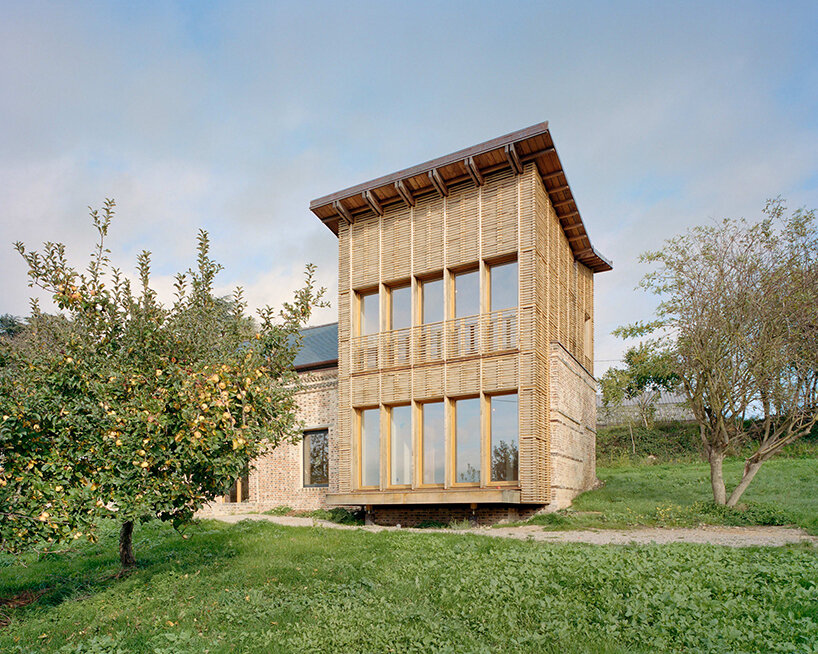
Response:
[225, 466, 250, 503]
[303, 428, 329, 488]
[359, 408, 381, 488]
[490, 393, 519, 482]
[354, 391, 519, 489]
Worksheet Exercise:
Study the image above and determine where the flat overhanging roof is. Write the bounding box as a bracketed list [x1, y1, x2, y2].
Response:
[310, 122, 612, 273]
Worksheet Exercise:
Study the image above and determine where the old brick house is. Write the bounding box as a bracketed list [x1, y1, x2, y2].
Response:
[207, 122, 612, 524]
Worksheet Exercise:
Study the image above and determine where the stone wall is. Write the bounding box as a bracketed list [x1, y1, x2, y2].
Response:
[549, 342, 597, 509]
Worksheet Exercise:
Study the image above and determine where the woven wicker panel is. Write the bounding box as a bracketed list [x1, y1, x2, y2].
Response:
[518, 351, 535, 388]
[412, 195, 445, 275]
[445, 185, 480, 268]
[445, 360, 481, 397]
[518, 165, 536, 251]
[481, 170, 518, 259]
[516, 305, 536, 352]
[481, 354, 518, 392]
[338, 291, 351, 342]
[518, 248, 536, 308]
[338, 222, 350, 291]
[518, 387, 538, 503]
[381, 369, 412, 404]
[350, 373, 380, 407]
[413, 364, 445, 400]
[381, 205, 411, 282]
[350, 215, 380, 289]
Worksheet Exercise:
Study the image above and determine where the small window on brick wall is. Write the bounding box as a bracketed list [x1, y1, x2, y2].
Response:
[303, 429, 329, 488]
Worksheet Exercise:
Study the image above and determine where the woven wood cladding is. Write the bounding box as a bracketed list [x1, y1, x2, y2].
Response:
[445, 360, 481, 397]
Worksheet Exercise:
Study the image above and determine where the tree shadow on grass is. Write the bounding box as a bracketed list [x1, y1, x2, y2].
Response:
[0, 518, 248, 623]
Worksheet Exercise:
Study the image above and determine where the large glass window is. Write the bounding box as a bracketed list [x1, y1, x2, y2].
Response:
[489, 261, 518, 311]
[389, 405, 412, 486]
[421, 401, 445, 485]
[303, 429, 329, 487]
[360, 408, 380, 488]
[454, 269, 480, 318]
[359, 290, 379, 336]
[420, 277, 444, 324]
[454, 398, 481, 484]
[490, 394, 519, 482]
[389, 285, 411, 330]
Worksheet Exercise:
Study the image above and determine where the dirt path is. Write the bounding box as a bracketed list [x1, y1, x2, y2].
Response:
[209, 513, 817, 547]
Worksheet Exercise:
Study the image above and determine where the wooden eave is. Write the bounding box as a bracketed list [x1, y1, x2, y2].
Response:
[309, 121, 612, 273]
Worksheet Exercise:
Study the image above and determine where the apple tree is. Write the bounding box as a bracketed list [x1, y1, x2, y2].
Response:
[0, 200, 326, 567]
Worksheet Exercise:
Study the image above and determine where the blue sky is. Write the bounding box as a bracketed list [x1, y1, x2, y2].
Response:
[2, 1, 817, 372]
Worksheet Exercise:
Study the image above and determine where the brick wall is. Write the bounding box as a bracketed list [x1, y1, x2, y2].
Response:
[199, 366, 338, 515]
[549, 342, 597, 508]
[371, 504, 540, 527]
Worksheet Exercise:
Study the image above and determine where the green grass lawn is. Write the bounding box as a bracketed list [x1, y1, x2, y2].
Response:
[1, 519, 817, 653]
[529, 457, 818, 534]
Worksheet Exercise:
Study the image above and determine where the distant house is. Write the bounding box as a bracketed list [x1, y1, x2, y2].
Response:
[206, 122, 612, 524]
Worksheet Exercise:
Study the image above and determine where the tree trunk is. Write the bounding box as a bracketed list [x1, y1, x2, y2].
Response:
[708, 452, 727, 505]
[119, 521, 136, 569]
[726, 461, 763, 507]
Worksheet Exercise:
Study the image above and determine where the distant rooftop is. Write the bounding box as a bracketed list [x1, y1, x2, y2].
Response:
[309, 121, 612, 273]
[293, 322, 338, 371]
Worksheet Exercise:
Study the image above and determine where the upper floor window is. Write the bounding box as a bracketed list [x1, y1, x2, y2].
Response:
[420, 277, 444, 324]
[454, 269, 480, 318]
[358, 289, 379, 336]
[303, 429, 329, 488]
[489, 260, 518, 311]
[389, 284, 411, 330]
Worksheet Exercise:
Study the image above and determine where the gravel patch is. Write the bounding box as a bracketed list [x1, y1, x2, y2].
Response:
[209, 513, 817, 547]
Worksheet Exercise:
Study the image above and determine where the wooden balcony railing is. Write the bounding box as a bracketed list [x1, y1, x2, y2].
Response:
[349, 308, 518, 373]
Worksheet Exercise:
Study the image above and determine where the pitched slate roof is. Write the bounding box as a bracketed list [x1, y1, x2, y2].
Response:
[293, 322, 338, 371]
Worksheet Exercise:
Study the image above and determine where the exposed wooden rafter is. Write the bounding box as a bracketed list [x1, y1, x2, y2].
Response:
[504, 142, 523, 174]
[542, 170, 564, 182]
[394, 180, 415, 207]
[428, 168, 448, 197]
[464, 156, 484, 186]
[362, 190, 383, 216]
[548, 184, 570, 194]
[553, 198, 575, 209]
[333, 200, 354, 225]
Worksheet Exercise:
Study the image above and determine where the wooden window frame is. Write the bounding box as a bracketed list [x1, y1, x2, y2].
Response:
[355, 406, 381, 490]
[485, 391, 520, 487]
[449, 395, 482, 488]
[302, 428, 329, 488]
[416, 399, 446, 488]
[385, 281, 412, 331]
[386, 404, 412, 489]
[486, 256, 519, 313]
[416, 273, 444, 326]
[354, 286, 380, 337]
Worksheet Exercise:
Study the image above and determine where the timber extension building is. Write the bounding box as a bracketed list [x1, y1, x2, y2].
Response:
[209, 122, 612, 525]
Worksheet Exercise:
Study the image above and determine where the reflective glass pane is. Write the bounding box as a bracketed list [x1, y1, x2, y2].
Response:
[361, 409, 380, 487]
[422, 278, 444, 324]
[454, 270, 480, 318]
[491, 394, 518, 482]
[455, 398, 481, 484]
[303, 429, 328, 487]
[390, 405, 412, 486]
[360, 292, 379, 335]
[390, 286, 411, 330]
[490, 261, 518, 311]
[422, 402, 445, 484]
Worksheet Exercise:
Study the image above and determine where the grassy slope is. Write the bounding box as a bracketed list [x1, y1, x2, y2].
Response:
[1, 520, 817, 654]
[531, 458, 818, 534]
